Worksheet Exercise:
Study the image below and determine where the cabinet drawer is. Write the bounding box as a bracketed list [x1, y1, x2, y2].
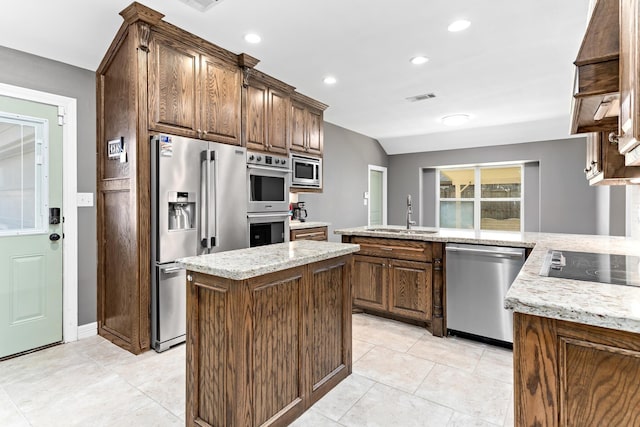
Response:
[350, 237, 432, 262]
[290, 226, 328, 241]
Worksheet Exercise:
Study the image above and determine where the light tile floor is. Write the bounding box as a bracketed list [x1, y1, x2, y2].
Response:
[0, 314, 514, 426]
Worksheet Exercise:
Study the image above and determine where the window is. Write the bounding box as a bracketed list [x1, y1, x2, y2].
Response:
[437, 164, 523, 232]
[0, 113, 48, 235]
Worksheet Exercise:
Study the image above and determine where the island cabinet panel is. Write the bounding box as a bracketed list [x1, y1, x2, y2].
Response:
[309, 258, 352, 401]
[251, 272, 305, 426]
[514, 312, 640, 427]
[186, 255, 353, 427]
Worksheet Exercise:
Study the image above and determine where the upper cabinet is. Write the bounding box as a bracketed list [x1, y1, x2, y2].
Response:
[244, 72, 293, 155]
[290, 93, 327, 157]
[618, 0, 640, 162]
[571, 0, 640, 168]
[570, 0, 620, 135]
[148, 32, 241, 145]
[584, 131, 640, 185]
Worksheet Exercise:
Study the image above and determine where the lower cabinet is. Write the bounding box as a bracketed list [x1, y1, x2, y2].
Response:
[290, 226, 328, 241]
[344, 236, 444, 336]
[514, 313, 640, 426]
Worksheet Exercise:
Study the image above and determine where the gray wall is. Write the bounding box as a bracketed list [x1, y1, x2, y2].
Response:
[0, 45, 97, 325]
[298, 122, 388, 242]
[388, 137, 605, 235]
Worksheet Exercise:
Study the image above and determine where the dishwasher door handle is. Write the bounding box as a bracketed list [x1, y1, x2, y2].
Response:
[445, 246, 524, 259]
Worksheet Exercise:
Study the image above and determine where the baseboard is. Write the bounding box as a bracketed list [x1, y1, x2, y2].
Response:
[77, 322, 98, 340]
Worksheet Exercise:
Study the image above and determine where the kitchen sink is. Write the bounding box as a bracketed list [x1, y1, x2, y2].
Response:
[367, 227, 438, 234]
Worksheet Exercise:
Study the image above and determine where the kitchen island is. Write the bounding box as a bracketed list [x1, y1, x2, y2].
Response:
[177, 240, 359, 427]
[337, 225, 640, 426]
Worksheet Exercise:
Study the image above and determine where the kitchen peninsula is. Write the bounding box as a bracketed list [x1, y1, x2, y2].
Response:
[337, 225, 640, 426]
[177, 240, 359, 427]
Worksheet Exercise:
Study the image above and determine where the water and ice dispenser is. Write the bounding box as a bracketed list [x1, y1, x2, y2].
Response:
[167, 192, 195, 231]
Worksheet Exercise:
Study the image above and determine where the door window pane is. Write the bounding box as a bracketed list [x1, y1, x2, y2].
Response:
[0, 114, 47, 234]
[440, 201, 474, 229]
[481, 201, 521, 231]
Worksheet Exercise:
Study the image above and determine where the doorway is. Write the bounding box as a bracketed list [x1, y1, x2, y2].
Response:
[368, 165, 387, 226]
[0, 83, 78, 358]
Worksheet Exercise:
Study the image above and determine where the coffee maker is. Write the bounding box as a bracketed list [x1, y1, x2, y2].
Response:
[291, 202, 308, 222]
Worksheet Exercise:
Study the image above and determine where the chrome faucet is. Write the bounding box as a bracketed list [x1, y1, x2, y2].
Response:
[406, 194, 416, 229]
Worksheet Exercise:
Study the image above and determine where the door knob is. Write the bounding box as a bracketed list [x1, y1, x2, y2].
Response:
[49, 233, 61, 241]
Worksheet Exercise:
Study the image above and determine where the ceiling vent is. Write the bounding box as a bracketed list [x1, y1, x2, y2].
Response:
[179, 0, 225, 12]
[406, 93, 436, 102]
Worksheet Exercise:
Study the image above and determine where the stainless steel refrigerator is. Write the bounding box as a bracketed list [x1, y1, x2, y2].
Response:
[151, 134, 247, 352]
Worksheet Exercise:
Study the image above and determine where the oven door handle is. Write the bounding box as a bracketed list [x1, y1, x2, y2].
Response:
[247, 212, 291, 219]
[247, 164, 291, 174]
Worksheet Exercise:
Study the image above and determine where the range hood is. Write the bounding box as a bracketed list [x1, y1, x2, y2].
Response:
[570, 0, 619, 134]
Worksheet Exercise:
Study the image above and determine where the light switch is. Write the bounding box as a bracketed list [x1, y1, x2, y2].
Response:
[77, 192, 94, 207]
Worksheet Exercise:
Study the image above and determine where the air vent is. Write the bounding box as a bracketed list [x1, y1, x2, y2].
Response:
[406, 93, 436, 102]
[179, 0, 225, 12]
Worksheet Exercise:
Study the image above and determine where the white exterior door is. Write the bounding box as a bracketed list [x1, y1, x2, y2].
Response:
[0, 95, 63, 358]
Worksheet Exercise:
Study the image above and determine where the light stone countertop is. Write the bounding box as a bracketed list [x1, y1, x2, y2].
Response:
[177, 240, 359, 281]
[335, 225, 640, 334]
[290, 220, 331, 230]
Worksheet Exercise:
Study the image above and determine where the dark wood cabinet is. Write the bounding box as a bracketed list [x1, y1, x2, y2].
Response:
[343, 236, 444, 336]
[388, 259, 432, 321]
[514, 313, 640, 427]
[199, 55, 242, 145]
[186, 255, 353, 426]
[148, 32, 241, 145]
[352, 255, 387, 312]
[618, 0, 640, 164]
[584, 131, 640, 184]
[245, 72, 293, 155]
[148, 32, 199, 136]
[290, 93, 326, 157]
[290, 226, 328, 241]
[97, 3, 329, 354]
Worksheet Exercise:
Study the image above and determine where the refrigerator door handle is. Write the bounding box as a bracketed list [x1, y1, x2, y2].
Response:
[200, 150, 210, 250]
[208, 150, 217, 249]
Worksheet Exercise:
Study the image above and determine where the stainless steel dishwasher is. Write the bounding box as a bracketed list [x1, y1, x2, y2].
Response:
[445, 243, 526, 344]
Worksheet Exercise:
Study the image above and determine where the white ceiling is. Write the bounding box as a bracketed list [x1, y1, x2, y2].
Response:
[0, 0, 589, 154]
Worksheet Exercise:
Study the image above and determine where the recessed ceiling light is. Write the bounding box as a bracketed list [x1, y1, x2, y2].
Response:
[448, 20, 471, 32]
[323, 76, 337, 85]
[410, 56, 429, 65]
[244, 33, 261, 44]
[441, 114, 471, 126]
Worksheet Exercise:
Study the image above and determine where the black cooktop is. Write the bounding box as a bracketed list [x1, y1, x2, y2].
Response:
[540, 250, 640, 287]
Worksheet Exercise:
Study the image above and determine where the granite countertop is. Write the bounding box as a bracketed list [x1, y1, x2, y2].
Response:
[290, 220, 331, 230]
[177, 240, 359, 281]
[335, 225, 640, 334]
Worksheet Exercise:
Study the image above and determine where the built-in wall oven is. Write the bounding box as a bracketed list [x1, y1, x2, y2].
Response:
[247, 152, 290, 212]
[246, 151, 290, 247]
[247, 212, 290, 247]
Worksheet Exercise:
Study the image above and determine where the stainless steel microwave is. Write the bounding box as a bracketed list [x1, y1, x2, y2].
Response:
[291, 154, 322, 188]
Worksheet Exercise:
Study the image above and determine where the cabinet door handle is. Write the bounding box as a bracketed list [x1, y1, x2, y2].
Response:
[591, 160, 597, 166]
[380, 247, 393, 251]
[584, 167, 592, 173]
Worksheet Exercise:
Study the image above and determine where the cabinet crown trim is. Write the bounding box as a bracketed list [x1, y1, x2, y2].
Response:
[120, 2, 164, 26]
